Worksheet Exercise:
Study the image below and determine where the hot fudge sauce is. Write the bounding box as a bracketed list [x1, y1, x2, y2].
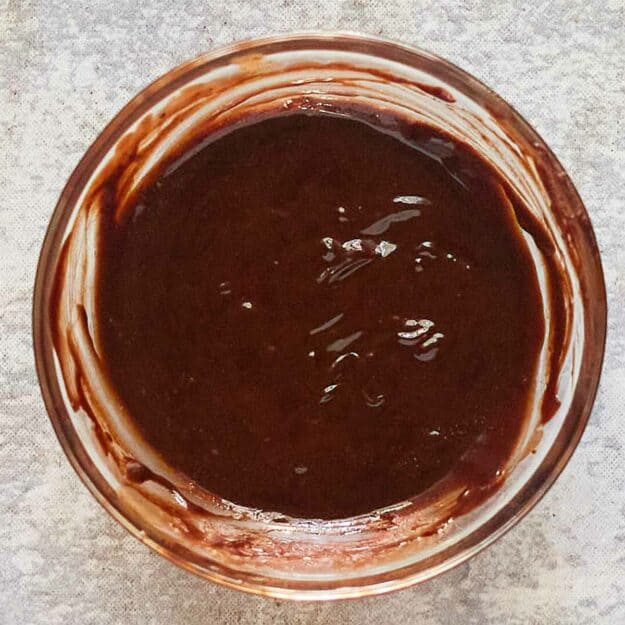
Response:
[95, 112, 544, 519]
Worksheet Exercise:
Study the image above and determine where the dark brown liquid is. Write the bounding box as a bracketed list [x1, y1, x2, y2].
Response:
[97, 112, 544, 519]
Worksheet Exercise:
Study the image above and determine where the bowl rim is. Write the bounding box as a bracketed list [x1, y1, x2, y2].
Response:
[32, 31, 607, 600]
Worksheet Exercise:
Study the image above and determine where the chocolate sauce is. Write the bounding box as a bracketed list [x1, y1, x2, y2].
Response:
[96, 112, 544, 519]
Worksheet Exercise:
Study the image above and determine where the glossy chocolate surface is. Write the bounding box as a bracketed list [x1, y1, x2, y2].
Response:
[96, 112, 544, 519]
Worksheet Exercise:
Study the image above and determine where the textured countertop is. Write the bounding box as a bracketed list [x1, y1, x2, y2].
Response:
[1, 1, 624, 623]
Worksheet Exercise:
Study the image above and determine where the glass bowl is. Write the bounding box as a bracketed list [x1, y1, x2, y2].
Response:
[33, 33, 606, 600]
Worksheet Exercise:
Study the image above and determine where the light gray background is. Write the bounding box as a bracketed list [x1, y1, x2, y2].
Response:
[1, 1, 624, 623]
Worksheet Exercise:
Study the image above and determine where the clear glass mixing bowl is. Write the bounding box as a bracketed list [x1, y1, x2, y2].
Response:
[33, 33, 606, 599]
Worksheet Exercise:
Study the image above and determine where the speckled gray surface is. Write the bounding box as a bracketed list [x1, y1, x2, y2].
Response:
[1, 1, 624, 623]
